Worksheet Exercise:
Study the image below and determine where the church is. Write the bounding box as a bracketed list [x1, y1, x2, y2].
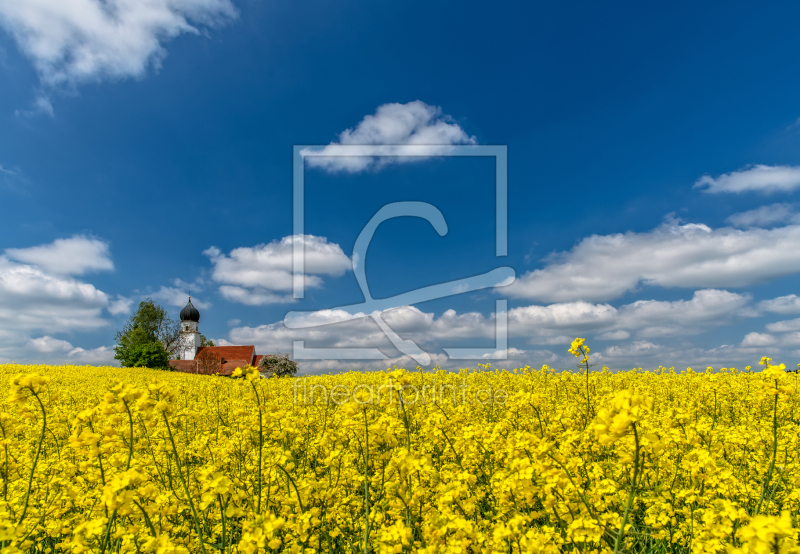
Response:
[168, 297, 265, 376]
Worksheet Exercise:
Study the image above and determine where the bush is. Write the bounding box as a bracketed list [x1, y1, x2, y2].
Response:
[258, 352, 298, 377]
[116, 340, 171, 370]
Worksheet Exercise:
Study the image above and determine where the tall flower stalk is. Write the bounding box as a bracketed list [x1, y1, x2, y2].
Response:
[569, 337, 593, 426]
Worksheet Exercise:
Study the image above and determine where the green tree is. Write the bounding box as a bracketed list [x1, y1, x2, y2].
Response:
[114, 299, 179, 369]
[199, 335, 215, 347]
[115, 334, 171, 369]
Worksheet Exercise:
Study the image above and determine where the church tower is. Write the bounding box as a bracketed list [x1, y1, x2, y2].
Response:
[179, 297, 201, 360]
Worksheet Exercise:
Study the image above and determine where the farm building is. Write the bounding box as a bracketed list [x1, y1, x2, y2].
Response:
[168, 297, 265, 375]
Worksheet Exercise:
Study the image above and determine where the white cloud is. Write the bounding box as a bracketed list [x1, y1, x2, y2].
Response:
[149, 286, 210, 309]
[758, 294, 800, 315]
[726, 203, 800, 228]
[0, 236, 124, 363]
[28, 335, 73, 353]
[598, 330, 630, 340]
[0, 0, 237, 89]
[765, 318, 800, 333]
[509, 302, 617, 340]
[0, 255, 109, 331]
[26, 335, 116, 364]
[5, 235, 113, 275]
[694, 165, 800, 194]
[172, 277, 205, 290]
[17, 96, 54, 117]
[616, 289, 751, 338]
[228, 289, 756, 371]
[205, 235, 351, 305]
[66, 345, 116, 365]
[507, 220, 800, 302]
[217, 286, 294, 306]
[651, 344, 772, 368]
[778, 332, 800, 346]
[303, 101, 476, 173]
[502, 290, 751, 343]
[108, 295, 133, 315]
[741, 332, 778, 347]
[602, 341, 661, 359]
[0, 164, 16, 175]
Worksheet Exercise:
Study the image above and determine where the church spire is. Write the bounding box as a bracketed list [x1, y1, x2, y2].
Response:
[179, 296, 201, 360]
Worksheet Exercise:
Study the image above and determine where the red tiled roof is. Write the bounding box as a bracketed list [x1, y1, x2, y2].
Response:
[219, 359, 250, 376]
[253, 355, 264, 367]
[169, 360, 197, 373]
[196, 345, 255, 365]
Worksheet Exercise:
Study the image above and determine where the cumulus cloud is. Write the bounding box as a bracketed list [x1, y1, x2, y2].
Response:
[758, 294, 800, 315]
[28, 335, 73, 353]
[602, 341, 661, 359]
[0, 254, 117, 363]
[733, 304, 800, 351]
[726, 203, 800, 228]
[5, 235, 113, 275]
[508, 302, 617, 341]
[0, 0, 237, 90]
[227, 289, 756, 371]
[26, 335, 116, 364]
[694, 165, 800, 194]
[303, 101, 476, 173]
[149, 286, 210, 309]
[65, 344, 117, 365]
[741, 332, 778, 347]
[598, 330, 630, 340]
[218, 286, 296, 306]
[615, 289, 752, 338]
[504, 290, 752, 343]
[766, 318, 800, 333]
[107, 295, 133, 315]
[0, 235, 127, 363]
[0, 255, 109, 331]
[507, 220, 800, 303]
[205, 235, 351, 305]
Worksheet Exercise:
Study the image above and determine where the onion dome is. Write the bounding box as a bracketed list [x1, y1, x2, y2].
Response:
[180, 297, 200, 322]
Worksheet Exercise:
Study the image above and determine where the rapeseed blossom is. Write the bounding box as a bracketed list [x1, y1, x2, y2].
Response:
[0, 342, 797, 553]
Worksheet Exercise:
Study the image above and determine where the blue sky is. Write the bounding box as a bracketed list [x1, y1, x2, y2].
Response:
[3, 0, 800, 371]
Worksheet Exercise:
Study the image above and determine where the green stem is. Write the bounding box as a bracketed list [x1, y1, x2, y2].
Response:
[275, 464, 305, 512]
[100, 401, 135, 554]
[614, 423, 641, 554]
[133, 500, 156, 536]
[753, 384, 779, 516]
[250, 380, 264, 514]
[163, 412, 207, 554]
[219, 494, 227, 554]
[363, 408, 370, 554]
[2, 423, 9, 502]
[18, 391, 47, 525]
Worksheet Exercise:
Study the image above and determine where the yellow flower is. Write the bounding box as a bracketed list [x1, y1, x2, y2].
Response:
[0, 355, 798, 553]
[568, 337, 585, 357]
[730, 511, 798, 554]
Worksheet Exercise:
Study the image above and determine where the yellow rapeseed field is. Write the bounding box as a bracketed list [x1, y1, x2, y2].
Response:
[0, 339, 799, 553]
